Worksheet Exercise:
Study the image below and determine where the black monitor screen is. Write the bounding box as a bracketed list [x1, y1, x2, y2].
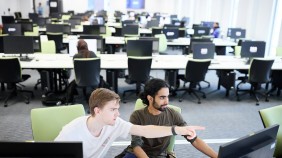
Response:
[68, 18, 81, 28]
[3, 36, 34, 54]
[18, 22, 33, 32]
[0, 141, 83, 158]
[29, 13, 39, 23]
[189, 38, 213, 54]
[193, 26, 210, 37]
[1, 16, 15, 24]
[241, 41, 265, 58]
[163, 28, 179, 40]
[146, 19, 159, 28]
[33, 36, 41, 52]
[46, 24, 64, 33]
[218, 124, 279, 158]
[192, 42, 215, 59]
[227, 28, 246, 39]
[127, 40, 153, 56]
[139, 37, 159, 53]
[201, 21, 214, 28]
[122, 24, 139, 36]
[83, 25, 106, 35]
[3, 24, 22, 36]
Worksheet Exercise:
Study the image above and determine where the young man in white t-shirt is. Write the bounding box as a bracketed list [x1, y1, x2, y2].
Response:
[55, 88, 205, 158]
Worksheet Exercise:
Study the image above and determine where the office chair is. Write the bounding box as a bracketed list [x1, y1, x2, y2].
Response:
[46, 32, 65, 53]
[154, 34, 167, 54]
[34, 40, 56, 90]
[73, 58, 101, 102]
[0, 58, 34, 107]
[259, 105, 282, 158]
[236, 58, 274, 105]
[122, 57, 152, 103]
[175, 59, 211, 104]
[14, 12, 22, 19]
[30, 104, 85, 141]
[134, 99, 181, 153]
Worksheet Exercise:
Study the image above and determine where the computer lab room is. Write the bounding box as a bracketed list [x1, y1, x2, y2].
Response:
[0, 0, 282, 157]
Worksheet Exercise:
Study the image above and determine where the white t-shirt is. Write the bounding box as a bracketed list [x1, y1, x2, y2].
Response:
[55, 116, 133, 158]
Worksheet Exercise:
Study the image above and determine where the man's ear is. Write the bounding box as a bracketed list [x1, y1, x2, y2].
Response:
[147, 95, 153, 103]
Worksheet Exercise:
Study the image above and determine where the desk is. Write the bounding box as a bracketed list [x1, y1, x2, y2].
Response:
[13, 53, 282, 93]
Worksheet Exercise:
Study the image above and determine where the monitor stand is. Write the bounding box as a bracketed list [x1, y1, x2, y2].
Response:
[19, 54, 34, 62]
[245, 57, 253, 65]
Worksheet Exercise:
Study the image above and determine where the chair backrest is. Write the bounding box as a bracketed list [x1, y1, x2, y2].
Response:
[154, 34, 167, 53]
[134, 99, 181, 153]
[185, 59, 211, 82]
[127, 57, 152, 83]
[248, 58, 274, 83]
[259, 105, 282, 157]
[30, 104, 85, 141]
[46, 32, 63, 52]
[74, 58, 101, 87]
[41, 40, 56, 54]
[276, 47, 282, 57]
[0, 57, 22, 83]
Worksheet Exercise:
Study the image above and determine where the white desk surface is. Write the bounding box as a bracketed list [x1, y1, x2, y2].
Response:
[5, 53, 281, 70]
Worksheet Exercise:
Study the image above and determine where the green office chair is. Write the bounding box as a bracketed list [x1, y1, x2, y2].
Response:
[276, 47, 282, 57]
[30, 104, 85, 141]
[154, 34, 167, 53]
[134, 99, 181, 153]
[41, 40, 56, 54]
[259, 105, 282, 158]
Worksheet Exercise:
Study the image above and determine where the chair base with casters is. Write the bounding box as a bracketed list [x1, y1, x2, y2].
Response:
[176, 82, 206, 104]
[3, 82, 34, 107]
[236, 82, 269, 106]
[122, 81, 143, 103]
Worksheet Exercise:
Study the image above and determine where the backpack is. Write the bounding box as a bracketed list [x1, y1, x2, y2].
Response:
[41, 80, 78, 106]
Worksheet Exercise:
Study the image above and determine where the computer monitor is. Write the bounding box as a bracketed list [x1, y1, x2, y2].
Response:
[241, 41, 266, 58]
[163, 28, 179, 40]
[67, 18, 81, 28]
[32, 36, 41, 52]
[46, 24, 64, 33]
[163, 24, 179, 29]
[83, 25, 106, 35]
[1, 16, 15, 24]
[139, 37, 159, 53]
[29, 13, 39, 23]
[69, 39, 97, 57]
[3, 24, 22, 36]
[122, 20, 136, 26]
[193, 26, 210, 37]
[227, 28, 246, 39]
[127, 40, 153, 56]
[122, 24, 139, 36]
[201, 21, 214, 28]
[17, 21, 33, 32]
[37, 17, 51, 28]
[3, 36, 34, 61]
[146, 19, 159, 28]
[192, 42, 215, 59]
[218, 124, 279, 158]
[189, 38, 213, 54]
[0, 141, 83, 158]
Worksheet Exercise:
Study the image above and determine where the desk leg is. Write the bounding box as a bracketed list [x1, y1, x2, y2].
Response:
[165, 69, 178, 96]
[106, 69, 119, 93]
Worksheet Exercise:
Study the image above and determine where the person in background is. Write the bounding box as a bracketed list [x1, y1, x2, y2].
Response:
[212, 22, 220, 38]
[73, 39, 97, 58]
[55, 88, 205, 158]
[119, 78, 218, 158]
[37, 2, 43, 16]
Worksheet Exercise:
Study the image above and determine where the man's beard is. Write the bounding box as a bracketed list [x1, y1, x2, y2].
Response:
[152, 100, 167, 112]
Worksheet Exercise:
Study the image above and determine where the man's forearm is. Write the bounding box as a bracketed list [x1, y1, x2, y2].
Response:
[133, 146, 149, 158]
[191, 138, 218, 158]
